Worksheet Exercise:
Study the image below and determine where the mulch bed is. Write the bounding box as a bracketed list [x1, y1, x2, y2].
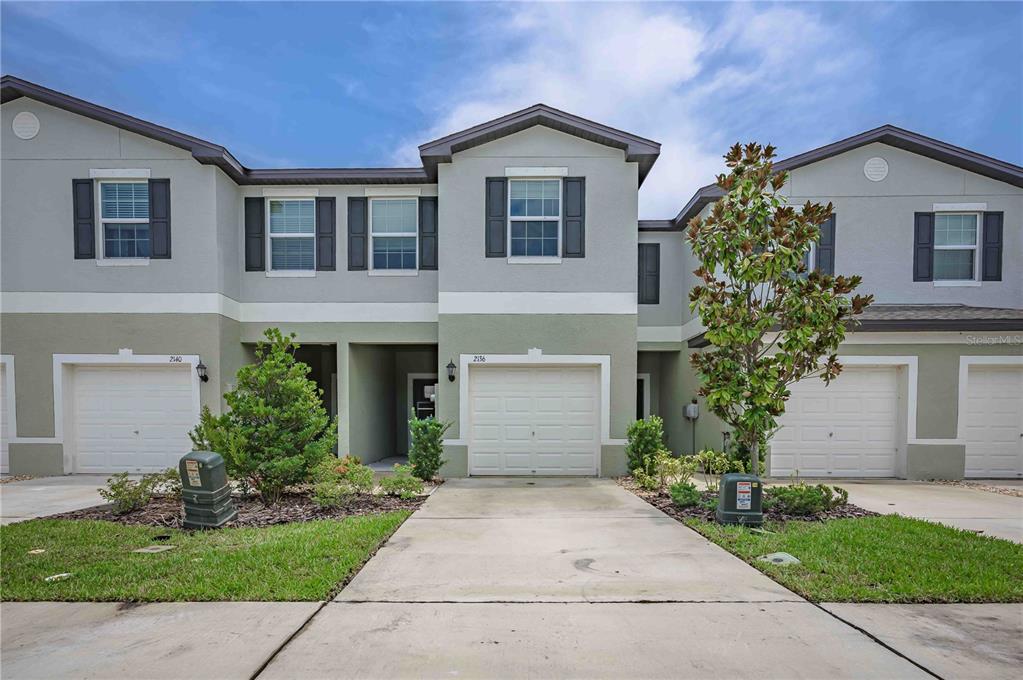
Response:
[619, 477, 878, 523]
[46, 492, 428, 529]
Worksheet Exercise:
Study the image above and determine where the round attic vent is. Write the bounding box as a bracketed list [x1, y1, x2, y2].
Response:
[12, 111, 40, 140]
[863, 156, 889, 182]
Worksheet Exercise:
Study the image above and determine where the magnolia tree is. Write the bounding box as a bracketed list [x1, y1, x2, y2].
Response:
[686, 143, 873, 476]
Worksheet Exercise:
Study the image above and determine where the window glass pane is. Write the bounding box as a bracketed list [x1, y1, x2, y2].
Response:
[509, 180, 559, 217]
[372, 235, 416, 269]
[269, 200, 315, 234]
[509, 220, 559, 257]
[101, 182, 149, 219]
[371, 199, 417, 234]
[934, 249, 974, 281]
[103, 223, 149, 259]
[935, 214, 977, 246]
[271, 237, 315, 270]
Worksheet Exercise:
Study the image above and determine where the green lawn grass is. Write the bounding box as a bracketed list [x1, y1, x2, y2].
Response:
[688, 514, 1023, 603]
[0, 512, 409, 602]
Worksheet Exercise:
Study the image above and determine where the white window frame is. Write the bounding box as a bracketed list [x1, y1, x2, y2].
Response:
[507, 177, 562, 264]
[368, 197, 419, 276]
[266, 197, 317, 278]
[96, 179, 151, 267]
[933, 212, 981, 287]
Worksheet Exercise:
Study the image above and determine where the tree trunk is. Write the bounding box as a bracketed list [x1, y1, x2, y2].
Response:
[750, 441, 759, 478]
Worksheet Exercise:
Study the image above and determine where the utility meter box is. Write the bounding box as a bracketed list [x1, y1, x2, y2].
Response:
[716, 473, 763, 526]
[179, 451, 237, 529]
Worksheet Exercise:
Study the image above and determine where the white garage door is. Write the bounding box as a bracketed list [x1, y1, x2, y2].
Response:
[771, 367, 899, 477]
[964, 366, 1023, 478]
[1, 363, 9, 473]
[72, 366, 197, 473]
[470, 366, 599, 475]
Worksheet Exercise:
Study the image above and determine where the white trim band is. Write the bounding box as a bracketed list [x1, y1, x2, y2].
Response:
[0, 293, 439, 323]
[262, 187, 319, 197]
[439, 292, 636, 315]
[933, 202, 987, 212]
[505, 167, 569, 177]
[89, 168, 151, 179]
[364, 187, 422, 197]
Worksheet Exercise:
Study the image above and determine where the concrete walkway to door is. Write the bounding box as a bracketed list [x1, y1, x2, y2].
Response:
[0, 476, 107, 525]
[261, 478, 928, 679]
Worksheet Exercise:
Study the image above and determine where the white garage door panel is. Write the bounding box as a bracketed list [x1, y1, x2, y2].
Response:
[772, 367, 899, 478]
[470, 366, 599, 476]
[965, 366, 1023, 478]
[0, 364, 9, 473]
[73, 366, 196, 473]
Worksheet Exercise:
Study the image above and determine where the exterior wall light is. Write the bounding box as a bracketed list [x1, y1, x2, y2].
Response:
[196, 360, 209, 383]
[446, 360, 457, 382]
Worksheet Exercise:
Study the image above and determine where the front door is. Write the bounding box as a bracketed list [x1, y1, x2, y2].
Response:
[411, 379, 437, 420]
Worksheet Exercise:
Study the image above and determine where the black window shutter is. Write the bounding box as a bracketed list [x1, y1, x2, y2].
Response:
[72, 179, 95, 259]
[815, 215, 835, 275]
[485, 178, 507, 258]
[638, 243, 660, 304]
[315, 197, 336, 271]
[562, 177, 585, 258]
[244, 197, 266, 271]
[419, 196, 438, 270]
[148, 179, 171, 259]
[913, 212, 934, 282]
[982, 212, 1003, 281]
[348, 197, 368, 271]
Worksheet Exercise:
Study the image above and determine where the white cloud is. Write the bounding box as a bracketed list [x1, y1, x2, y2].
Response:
[394, 2, 871, 219]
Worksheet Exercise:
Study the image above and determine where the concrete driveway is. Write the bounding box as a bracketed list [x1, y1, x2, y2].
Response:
[262, 478, 927, 679]
[0, 475, 107, 525]
[833, 480, 1023, 543]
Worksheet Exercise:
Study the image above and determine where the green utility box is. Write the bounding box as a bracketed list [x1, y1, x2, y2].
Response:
[716, 473, 763, 526]
[179, 451, 237, 529]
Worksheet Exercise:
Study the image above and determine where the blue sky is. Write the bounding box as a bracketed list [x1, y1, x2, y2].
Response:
[3, 1, 1020, 218]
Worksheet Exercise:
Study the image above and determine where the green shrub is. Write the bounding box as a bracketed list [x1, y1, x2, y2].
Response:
[632, 468, 659, 491]
[312, 480, 354, 508]
[148, 468, 182, 499]
[378, 464, 425, 500]
[408, 413, 451, 481]
[189, 328, 337, 505]
[626, 416, 665, 474]
[98, 473, 153, 514]
[695, 449, 745, 492]
[669, 481, 701, 508]
[765, 482, 848, 515]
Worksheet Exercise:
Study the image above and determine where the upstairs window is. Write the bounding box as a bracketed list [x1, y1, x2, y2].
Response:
[268, 198, 315, 271]
[100, 181, 149, 258]
[371, 198, 418, 270]
[933, 213, 978, 281]
[509, 179, 560, 258]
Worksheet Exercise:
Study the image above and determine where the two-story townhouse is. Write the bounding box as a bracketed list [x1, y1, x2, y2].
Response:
[0, 75, 656, 478]
[647, 127, 1023, 480]
[2, 75, 1020, 481]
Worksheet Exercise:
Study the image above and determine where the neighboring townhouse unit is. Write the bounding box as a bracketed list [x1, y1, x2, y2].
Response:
[652, 127, 1023, 480]
[1, 75, 1020, 480]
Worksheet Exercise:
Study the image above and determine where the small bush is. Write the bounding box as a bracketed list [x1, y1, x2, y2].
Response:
[148, 468, 182, 499]
[695, 449, 745, 492]
[765, 482, 848, 516]
[669, 481, 701, 508]
[626, 416, 666, 474]
[98, 473, 153, 514]
[310, 455, 375, 507]
[408, 413, 451, 481]
[378, 464, 425, 500]
[188, 328, 338, 505]
[312, 480, 353, 508]
[632, 467, 659, 491]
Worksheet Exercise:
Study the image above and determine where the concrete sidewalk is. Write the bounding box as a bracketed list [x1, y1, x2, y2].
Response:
[0, 602, 319, 680]
[0, 475, 108, 525]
